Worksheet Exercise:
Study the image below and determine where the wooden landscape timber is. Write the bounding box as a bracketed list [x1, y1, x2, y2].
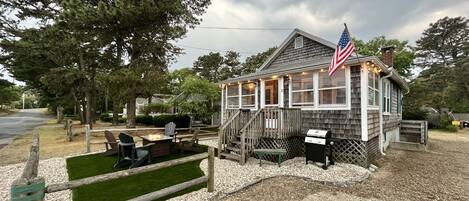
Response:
[46, 147, 215, 194]
[10, 132, 46, 201]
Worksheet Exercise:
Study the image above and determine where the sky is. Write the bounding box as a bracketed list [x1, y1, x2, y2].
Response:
[169, 0, 469, 70]
[2, 0, 469, 84]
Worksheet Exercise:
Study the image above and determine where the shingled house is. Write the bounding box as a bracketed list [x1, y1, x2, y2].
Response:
[218, 29, 408, 167]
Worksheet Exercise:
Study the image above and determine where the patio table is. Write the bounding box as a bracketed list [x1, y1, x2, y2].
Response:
[139, 134, 173, 158]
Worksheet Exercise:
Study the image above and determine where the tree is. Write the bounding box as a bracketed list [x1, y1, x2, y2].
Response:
[168, 68, 196, 95]
[242, 47, 276, 75]
[173, 76, 220, 121]
[416, 16, 469, 67]
[193, 51, 243, 82]
[354, 36, 415, 78]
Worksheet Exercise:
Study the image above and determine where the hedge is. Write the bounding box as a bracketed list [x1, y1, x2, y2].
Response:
[135, 114, 190, 128]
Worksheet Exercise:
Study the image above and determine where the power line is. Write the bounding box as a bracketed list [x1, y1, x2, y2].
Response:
[178, 44, 258, 54]
[195, 26, 293, 31]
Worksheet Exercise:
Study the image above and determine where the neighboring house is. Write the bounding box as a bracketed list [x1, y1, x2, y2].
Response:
[218, 29, 408, 167]
[123, 94, 174, 116]
[452, 113, 469, 121]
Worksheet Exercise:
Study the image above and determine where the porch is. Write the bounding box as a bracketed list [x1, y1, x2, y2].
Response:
[218, 108, 302, 164]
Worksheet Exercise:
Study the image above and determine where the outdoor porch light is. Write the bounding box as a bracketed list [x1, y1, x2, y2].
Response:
[272, 75, 278, 79]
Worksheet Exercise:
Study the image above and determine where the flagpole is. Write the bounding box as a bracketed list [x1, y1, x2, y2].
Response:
[344, 23, 361, 65]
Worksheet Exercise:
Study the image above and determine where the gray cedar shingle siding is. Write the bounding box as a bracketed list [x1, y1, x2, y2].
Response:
[267, 34, 334, 70]
[384, 81, 401, 132]
[301, 66, 362, 140]
[368, 110, 380, 139]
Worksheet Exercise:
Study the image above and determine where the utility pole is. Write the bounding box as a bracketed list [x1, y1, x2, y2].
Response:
[22, 93, 25, 110]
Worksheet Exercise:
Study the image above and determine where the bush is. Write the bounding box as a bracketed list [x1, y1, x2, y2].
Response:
[136, 115, 154, 125]
[140, 103, 171, 115]
[100, 113, 112, 122]
[402, 109, 428, 120]
[118, 117, 127, 123]
[153, 114, 190, 128]
[445, 125, 458, 132]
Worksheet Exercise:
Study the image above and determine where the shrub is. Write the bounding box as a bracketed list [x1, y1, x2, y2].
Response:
[99, 113, 112, 122]
[445, 124, 458, 132]
[402, 109, 428, 120]
[140, 103, 171, 115]
[153, 114, 190, 128]
[136, 115, 154, 125]
[118, 117, 127, 123]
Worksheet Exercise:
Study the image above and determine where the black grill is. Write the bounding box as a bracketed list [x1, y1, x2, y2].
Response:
[304, 129, 335, 170]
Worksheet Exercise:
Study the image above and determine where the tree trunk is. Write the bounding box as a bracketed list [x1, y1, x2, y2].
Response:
[126, 93, 136, 128]
[85, 89, 93, 129]
[112, 98, 119, 126]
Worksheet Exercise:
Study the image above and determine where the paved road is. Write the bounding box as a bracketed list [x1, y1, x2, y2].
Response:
[0, 108, 52, 147]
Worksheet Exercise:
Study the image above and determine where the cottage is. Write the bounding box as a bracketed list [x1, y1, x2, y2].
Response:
[218, 29, 408, 167]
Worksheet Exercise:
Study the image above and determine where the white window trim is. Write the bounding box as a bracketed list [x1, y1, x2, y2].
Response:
[225, 82, 258, 110]
[368, 71, 380, 109]
[288, 67, 351, 110]
[289, 72, 315, 108]
[226, 84, 240, 109]
[261, 78, 280, 108]
[383, 79, 391, 115]
[240, 82, 258, 110]
[294, 36, 303, 49]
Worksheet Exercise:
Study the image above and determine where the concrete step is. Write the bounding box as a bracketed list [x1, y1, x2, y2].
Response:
[220, 152, 241, 161]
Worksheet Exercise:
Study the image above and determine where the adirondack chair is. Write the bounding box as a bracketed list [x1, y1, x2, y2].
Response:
[179, 128, 200, 153]
[114, 132, 153, 169]
[164, 122, 177, 142]
[102, 130, 119, 156]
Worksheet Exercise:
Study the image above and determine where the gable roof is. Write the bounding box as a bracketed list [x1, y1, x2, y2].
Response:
[220, 28, 409, 92]
[257, 28, 337, 71]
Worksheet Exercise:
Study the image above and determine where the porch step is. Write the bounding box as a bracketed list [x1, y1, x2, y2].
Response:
[220, 152, 241, 161]
[226, 146, 240, 153]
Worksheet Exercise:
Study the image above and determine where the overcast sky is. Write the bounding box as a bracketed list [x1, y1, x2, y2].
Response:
[170, 0, 469, 70]
[2, 0, 469, 84]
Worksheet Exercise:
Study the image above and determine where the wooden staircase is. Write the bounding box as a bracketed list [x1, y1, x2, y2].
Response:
[218, 108, 301, 164]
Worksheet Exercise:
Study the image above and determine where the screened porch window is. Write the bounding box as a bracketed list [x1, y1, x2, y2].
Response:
[264, 80, 278, 106]
[368, 71, 379, 106]
[319, 69, 346, 105]
[241, 82, 256, 108]
[226, 84, 239, 108]
[291, 71, 314, 106]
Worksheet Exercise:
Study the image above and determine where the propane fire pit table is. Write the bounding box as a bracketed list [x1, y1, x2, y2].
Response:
[304, 129, 335, 170]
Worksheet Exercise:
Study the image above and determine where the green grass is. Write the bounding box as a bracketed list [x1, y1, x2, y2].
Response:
[66, 149, 208, 201]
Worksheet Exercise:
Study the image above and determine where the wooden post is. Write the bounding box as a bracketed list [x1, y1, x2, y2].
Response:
[11, 132, 45, 201]
[85, 124, 91, 153]
[207, 147, 215, 192]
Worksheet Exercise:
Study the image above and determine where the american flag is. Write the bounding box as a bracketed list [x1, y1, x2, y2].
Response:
[328, 25, 355, 76]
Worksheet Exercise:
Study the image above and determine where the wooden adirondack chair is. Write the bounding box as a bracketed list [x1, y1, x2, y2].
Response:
[179, 128, 200, 153]
[164, 122, 177, 142]
[114, 132, 153, 169]
[102, 130, 119, 156]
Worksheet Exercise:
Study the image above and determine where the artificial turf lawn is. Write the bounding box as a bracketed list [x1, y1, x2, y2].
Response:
[66, 151, 206, 201]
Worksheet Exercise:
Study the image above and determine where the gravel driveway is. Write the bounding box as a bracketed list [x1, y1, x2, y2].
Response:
[221, 130, 469, 201]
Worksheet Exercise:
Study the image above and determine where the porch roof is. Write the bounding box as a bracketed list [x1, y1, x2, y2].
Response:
[221, 55, 409, 92]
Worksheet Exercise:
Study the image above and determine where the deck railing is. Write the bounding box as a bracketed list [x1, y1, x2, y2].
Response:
[218, 109, 251, 156]
[239, 108, 301, 164]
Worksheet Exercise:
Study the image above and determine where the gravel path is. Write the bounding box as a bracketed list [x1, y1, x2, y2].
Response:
[217, 130, 469, 201]
[0, 157, 70, 201]
[170, 156, 370, 201]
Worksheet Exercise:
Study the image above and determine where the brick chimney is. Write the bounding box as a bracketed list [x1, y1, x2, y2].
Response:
[380, 46, 395, 67]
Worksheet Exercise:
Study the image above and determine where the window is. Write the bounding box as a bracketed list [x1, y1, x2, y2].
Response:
[397, 88, 402, 114]
[226, 84, 239, 108]
[291, 71, 314, 107]
[241, 82, 256, 108]
[319, 69, 346, 105]
[368, 71, 379, 106]
[294, 36, 303, 49]
[383, 80, 391, 113]
[264, 80, 278, 106]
